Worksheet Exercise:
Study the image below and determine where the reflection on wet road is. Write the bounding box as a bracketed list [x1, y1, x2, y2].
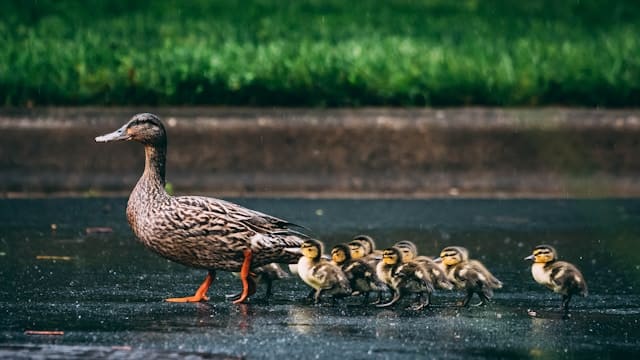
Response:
[1, 198, 639, 358]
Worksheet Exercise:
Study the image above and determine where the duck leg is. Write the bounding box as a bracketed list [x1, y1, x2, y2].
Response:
[562, 294, 572, 312]
[459, 289, 474, 307]
[376, 290, 401, 308]
[166, 271, 215, 303]
[409, 292, 429, 311]
[232, 249, 255, 304]
[263, 278, 274, 299]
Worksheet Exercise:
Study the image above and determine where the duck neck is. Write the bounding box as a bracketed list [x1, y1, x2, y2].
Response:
[143, 144, 166, 188]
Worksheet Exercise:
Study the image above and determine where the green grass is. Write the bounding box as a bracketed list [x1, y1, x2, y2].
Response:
[1, 0, 639, 106]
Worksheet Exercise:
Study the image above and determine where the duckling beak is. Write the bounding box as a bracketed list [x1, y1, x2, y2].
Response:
[95, 124, 130, 142]
[433, 257, 443, 263]
[524, 254, 534, 261]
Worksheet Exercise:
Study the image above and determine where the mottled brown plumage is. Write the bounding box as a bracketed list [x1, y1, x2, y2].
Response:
[96, 113, 308, 303]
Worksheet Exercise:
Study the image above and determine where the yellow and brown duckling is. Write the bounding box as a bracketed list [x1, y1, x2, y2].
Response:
[331, 244, 383, 304]
[227, 263, 290, 301]
[353, 235, 382, 257]
[437, 246, 502, 306]
[348, 235, 381, 269]
[376, 247, 434, 310]
[297, 239, 351, 304]
[96, 113, 308, 304]
[525, 245, 588, 312]
[394, 240, 453, 291]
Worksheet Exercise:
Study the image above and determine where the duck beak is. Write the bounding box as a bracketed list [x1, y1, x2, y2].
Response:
[433, 257, 443, 263]
[95, 124, 130, 142]
[524, 254, 534, 261]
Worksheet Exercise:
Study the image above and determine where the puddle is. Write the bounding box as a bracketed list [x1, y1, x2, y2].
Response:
[1, 198, 640, 358]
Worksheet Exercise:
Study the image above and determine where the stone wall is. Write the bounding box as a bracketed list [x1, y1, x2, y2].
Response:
[1, 107, 639, 197]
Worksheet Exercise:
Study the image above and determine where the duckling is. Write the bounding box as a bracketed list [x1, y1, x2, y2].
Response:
[354, 234, 383, 259]
[437, 246, 502, 306]
[297, 239, 351, 304]
[394, 240, 453, 291]
[96, 113, 308, 304]
[376, 247, 434, 310]
[348, 237, 380, 269]
[331, 244, 382, 304]
[525, 245, 588, 312]
[227, 263, 289, 301]
[394, 240, 418, 261]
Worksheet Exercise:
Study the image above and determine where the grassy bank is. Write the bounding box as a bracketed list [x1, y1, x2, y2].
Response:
[1, 0, 639, 107]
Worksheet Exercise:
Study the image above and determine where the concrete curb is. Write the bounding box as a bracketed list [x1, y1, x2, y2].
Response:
[2, 107, 639, 198]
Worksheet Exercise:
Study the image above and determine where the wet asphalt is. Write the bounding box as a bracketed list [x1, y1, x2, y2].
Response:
[1, 198, 640, 359]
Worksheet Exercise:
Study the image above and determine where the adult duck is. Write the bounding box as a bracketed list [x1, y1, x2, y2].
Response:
[95, 113, 308, 304]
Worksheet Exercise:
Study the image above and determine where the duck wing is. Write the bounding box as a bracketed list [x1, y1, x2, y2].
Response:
[173, 196, 309, 237]
[394, 262, 434, 294]
[169, 196, 309, 265]
[415, 256, 453, 290]
[548, 261, 588, 296]
[468, 260, 503, 289]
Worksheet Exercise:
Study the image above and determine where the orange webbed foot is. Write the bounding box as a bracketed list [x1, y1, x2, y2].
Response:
[165, 272, 214, 303]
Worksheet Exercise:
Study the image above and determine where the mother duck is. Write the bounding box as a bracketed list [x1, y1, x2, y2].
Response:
[95, 113, 307, 304]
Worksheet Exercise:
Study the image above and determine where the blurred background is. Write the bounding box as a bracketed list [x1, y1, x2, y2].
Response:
[1, 0, 639, 197]
[2, 0, 639, 107]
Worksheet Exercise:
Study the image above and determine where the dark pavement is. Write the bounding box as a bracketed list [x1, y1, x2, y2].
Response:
[1, 198, 639, 359]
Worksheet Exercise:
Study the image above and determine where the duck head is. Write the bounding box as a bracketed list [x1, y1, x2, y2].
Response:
[525, 245, 558, 263]
[394, 240, 418, 263]
[96, 113, 166, 146]
[353, 234, 375, 254]
[331, 244, 351, 265]
[301, 239, 323, 261]
[348, 240, 367, 260]
[437, 246, 468, 266]
[381, 247, 402, 266]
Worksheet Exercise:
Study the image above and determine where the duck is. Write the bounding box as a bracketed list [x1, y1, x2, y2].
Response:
[436, 246, 502, 306]
[95, 113, 308, 304]
[376, 247, 434, 310]
[525, 245, 588, 312]
[394, 240, 453, 291]
[297, 239, 351, 303]
[331, 244, 383, 304]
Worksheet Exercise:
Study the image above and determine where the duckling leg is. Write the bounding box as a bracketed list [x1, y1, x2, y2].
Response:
[166, 271, 215, 303]
[459, 289, 474, 307]
[232, 249, 255, 304]
[561, 294, 572, 312]
[361, 292, 370, 305]
[376, 291, 401, 308]
[225, 277, 257, 302]
[476, 291, 491, 306]
[409, 293, 429, 311]
[263, 278, 274, 299]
